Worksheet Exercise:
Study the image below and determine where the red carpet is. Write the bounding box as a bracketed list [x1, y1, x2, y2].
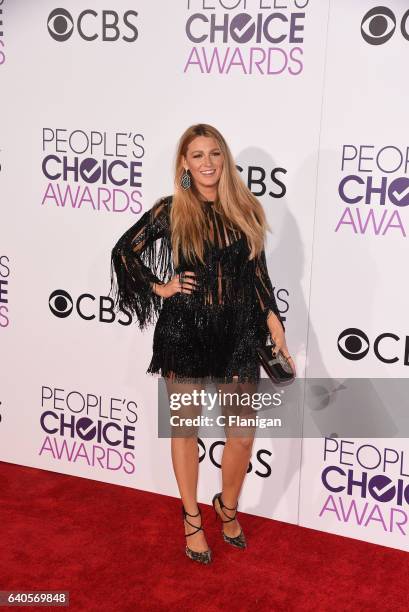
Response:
[1, 461, 409, 611]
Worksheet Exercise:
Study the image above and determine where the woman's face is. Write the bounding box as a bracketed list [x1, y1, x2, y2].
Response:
[183, 136, 224, 195]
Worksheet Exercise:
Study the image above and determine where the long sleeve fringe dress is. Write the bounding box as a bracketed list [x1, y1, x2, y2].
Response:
[110, 195, 285, 385]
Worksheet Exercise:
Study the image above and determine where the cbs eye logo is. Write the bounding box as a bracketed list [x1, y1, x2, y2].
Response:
[337, 328, 370, 361]
[49, 289, 73, 318]
[361, 6, 409, 45]
[47, 8, 73, 42]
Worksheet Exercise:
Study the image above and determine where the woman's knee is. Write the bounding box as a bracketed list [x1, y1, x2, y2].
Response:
[225, 435, 254, 453]
[171, 427, 199, 440]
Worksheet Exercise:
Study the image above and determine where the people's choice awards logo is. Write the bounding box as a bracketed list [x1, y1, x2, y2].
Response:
[184, 0, 309, 76]
[39, 385, 138, 473]
[41, 128, 145, 215]
[47, 8, 138, 42]
[0, 0, 6, 65]
[335, 145, 409, 238]
[320, 438, 409, 537]
[361, 6, 409, 45]
[0, 255, 10, 328]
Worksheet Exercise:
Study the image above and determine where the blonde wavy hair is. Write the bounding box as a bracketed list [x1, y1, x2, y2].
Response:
[171, 123, 270, 267]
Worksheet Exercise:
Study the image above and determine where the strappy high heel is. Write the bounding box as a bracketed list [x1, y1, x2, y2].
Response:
[182, 505, 212, 564]
[212, 492, 247, 549]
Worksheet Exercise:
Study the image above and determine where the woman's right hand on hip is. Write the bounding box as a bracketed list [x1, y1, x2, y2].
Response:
[154, 271, 199, 298]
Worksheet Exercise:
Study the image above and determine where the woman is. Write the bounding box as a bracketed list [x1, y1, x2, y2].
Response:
[110, 123, 295, 565]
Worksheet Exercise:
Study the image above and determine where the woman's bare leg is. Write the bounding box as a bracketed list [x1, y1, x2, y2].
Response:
[164, 375, 208, 553]
[215, 379, 257, 538]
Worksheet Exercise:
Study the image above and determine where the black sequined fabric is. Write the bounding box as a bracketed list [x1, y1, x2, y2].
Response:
[109, 195, 285, 384]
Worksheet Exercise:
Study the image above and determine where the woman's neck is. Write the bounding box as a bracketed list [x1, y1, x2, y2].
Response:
[197, 189, 218, 202]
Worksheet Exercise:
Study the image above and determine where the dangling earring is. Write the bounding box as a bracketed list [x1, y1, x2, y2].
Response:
[181, 167, 191, 190]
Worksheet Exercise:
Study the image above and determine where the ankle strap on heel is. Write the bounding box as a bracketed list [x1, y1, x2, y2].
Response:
[182, 505, 203, 537]
[218, 494, 238, 523]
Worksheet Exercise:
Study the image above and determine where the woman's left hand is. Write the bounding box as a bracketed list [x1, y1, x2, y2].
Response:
[267, 312, 296, 376]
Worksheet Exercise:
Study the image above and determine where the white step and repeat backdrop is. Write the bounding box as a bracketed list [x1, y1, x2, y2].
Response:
[1, 1, 408, 551]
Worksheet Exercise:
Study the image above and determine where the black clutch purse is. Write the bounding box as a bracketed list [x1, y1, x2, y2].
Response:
[256, 339, 295, 384]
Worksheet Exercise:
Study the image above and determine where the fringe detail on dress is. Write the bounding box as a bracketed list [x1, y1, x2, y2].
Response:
[109, 218, 174, 330]
[146, 370, 260, 386]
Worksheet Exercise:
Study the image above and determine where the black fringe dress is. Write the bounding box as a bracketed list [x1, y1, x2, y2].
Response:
[109, 195, 285, 384]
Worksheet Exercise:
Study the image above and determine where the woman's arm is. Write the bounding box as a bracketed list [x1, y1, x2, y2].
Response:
[254, 249, 295, 371]
[109, 196, 172, 329]
[254, 248, 285, 332]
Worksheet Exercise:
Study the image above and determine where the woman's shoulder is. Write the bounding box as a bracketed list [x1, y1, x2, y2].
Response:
[154, 193, 173, 207]
[148, 194, 173, 231]
[151, 193, 173, 216]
